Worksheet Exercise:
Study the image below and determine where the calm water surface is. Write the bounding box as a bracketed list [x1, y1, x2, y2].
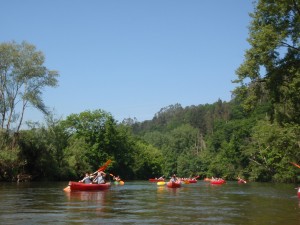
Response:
[0, 181, 299, 224]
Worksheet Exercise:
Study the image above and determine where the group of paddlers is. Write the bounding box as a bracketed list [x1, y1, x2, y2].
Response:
[79, 171, 121, 184]
[169, 174, 198, 183]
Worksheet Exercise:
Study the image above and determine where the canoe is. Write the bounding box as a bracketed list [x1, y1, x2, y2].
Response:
[66, 181, 111, 191]
[188, 179, 197, 183]
[167, 181, 181, 188]
[149, 178, 164, 182]
[114, 180, 125, 185]
[181, 180, 190, 184]
[157, 181, 166, 186]
[210, 179, 226, 185]
[298, 187, 300, 198]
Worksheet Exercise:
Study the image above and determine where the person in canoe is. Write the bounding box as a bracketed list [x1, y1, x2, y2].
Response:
[79, 172, 92, 184]
[93, 171, 107, 184]
[158, 175, 164, 180]
[170, 174, 178, 183]
[237, 177, 247, 184]
[112, 175, 121, 182]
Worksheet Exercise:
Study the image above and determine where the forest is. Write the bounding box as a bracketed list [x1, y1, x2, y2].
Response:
[0, 0, 300, 182]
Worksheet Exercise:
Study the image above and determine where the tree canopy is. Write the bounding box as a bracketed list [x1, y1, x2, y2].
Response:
[234, 0, 300, 124]
[0, 41, 59, 133]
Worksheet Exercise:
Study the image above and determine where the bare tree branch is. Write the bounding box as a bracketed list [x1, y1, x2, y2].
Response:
[280, 41, 300, 52]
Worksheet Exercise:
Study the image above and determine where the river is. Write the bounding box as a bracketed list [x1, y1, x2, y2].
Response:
[0, 181, 299, 224]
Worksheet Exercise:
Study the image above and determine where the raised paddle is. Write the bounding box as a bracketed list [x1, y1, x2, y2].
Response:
[92, 159, 112, 175]
[98, 159, 112, 172]
[290, 162, 300, 169]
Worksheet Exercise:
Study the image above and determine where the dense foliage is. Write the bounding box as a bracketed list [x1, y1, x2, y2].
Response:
[0, 1, 299, 182]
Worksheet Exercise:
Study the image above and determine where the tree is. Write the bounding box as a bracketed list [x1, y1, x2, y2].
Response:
[233, 0, 300, 124]
[61, 110, 116, 168]
[132, 140, 164, 179]
[18, 116, 70, 181]
[0, 41, 59, 134]
[160, 124, 199, 176]
[245, 120, 300, 182]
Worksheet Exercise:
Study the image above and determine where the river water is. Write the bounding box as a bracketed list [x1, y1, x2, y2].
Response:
[0, 181, 299, 224]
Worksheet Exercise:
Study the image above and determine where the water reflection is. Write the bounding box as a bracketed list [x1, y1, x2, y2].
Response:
[63, 190, 111, 223]
[156, 185, 165, 194]
[166, 186, 182, 195]
[65, 190, 107, 202]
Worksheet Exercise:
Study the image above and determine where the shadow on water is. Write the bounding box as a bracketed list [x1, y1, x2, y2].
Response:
[0, 181, 299, 224]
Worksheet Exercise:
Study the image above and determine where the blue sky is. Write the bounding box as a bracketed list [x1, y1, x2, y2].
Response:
[1, 1, 254, 123]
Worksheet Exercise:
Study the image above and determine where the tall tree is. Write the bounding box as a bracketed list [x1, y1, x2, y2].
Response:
[233, 0, 300, 124]
[0, 41, 59, 134]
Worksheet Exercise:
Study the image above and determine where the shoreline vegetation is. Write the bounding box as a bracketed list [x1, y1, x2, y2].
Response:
[1, 1, 300, 183]
[0, 105, 299, 184]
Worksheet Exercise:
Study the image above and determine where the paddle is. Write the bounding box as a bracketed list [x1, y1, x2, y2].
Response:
[109, 173, 117, 179]
[63, 186, 70, 192]
[92, 159, 112, 175]
[290, 162, 300, 169]
[97, 159, 112, 172]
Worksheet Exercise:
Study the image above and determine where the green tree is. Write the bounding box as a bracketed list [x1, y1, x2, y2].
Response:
[234, 0, 300, 124]
[18, 127, 56, 180]
[177, 149, 202, 178]
[61, 110, 116, 168]
[43, 115, 70, 179]
[61, 109, 136, 179]
[161, 124, 199, 176]
[230, 0, 300, 182]
[0, 144, 20, 181]
[244, 120, 300, 182]
[132, 140, 164, 179]
[0, 41, 59, 134]
[64, 136, 92, 179]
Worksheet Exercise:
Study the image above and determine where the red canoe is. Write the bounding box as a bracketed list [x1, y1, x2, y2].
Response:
[188, 179, 197, 183]
[210, 179, 226, 185]
[65, 181, 111, 191]
[167, 181, 181, 188]
[149, 178, 165, 182]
